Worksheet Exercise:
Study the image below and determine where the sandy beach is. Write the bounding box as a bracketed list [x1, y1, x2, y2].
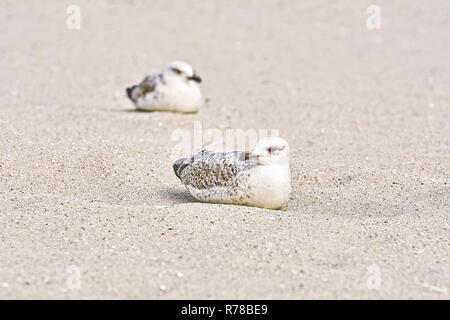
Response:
[0, 0, 449, 299]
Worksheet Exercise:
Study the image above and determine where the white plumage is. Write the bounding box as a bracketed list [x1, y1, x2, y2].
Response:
[126, 61, 204, 113]
[173, 137, 291, 210]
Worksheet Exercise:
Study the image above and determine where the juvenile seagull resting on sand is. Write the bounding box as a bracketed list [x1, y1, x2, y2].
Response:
[173, 137, 291, 209]
[126, 61, 203, 112]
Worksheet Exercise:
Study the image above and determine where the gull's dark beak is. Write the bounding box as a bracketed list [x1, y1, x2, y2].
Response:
[188, 74, 202, 83]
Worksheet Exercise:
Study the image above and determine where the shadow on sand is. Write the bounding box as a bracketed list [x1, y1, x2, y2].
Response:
[108, 108, 199, 114]
[160, 188, 198, 204]
[108, 108, 158, 113]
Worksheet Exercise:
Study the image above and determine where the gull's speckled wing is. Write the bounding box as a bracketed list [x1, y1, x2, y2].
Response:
[173, 149, 257, 190]
[126, 73, 162, 103]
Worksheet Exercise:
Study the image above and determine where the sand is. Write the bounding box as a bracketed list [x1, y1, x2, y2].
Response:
[0, 0, 449, 299]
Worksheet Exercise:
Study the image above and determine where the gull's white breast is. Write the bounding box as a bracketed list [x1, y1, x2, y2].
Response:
[159, 80, 203, 112]
[246, 164, 291, 209]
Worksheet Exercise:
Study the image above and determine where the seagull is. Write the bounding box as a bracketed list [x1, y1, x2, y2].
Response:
[126, 61, 204, 113]
[173, 137, 291, 209]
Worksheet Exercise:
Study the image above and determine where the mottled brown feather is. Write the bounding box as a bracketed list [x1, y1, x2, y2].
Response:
[127, 74, 162, 103]
[174, 149, 257, 191]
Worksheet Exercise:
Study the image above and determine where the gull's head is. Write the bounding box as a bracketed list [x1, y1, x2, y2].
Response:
[252, 137, 290, 166]
[163, 60, 202, 83]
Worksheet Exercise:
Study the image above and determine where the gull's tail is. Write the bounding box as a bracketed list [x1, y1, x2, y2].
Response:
[126, 85, 138, 102]
[126, 74, 159, 104]
[173, 158, 189, 180]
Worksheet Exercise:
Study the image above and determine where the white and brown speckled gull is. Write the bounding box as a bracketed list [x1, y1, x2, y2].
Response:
[126, 60, 204, 113]
[173, 137, 291, 209]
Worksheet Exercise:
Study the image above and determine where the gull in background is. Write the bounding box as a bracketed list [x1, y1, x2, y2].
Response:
[126, 61, 204, 113]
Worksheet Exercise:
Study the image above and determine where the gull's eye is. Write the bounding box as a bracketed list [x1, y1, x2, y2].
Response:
[172, 68, 182, 75]
[268, 147, 275, 154]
